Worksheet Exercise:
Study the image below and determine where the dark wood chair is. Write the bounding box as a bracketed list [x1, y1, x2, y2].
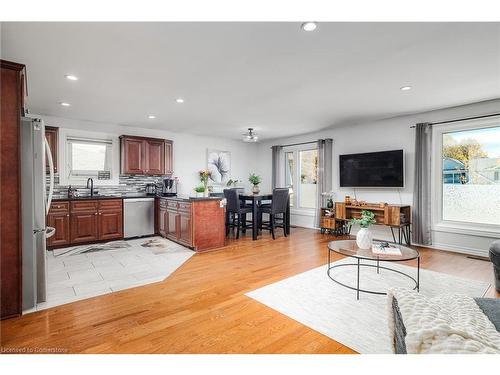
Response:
[259, 188, 289, 240]
[224, 189, 253, 239]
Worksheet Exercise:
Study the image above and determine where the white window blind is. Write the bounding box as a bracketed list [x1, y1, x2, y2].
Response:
[66, 137, 113, 178]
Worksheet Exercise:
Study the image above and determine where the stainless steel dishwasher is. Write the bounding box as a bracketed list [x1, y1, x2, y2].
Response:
[124, 198, 155, 238]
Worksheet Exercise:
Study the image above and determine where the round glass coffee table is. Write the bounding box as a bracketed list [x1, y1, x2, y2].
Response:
[327, 240, 420, 300]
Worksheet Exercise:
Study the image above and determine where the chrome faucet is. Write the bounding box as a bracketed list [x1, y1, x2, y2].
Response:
[86, 178, 94, 196]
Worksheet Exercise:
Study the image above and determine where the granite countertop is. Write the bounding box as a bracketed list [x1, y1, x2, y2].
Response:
[52, 193, 156, 201]
[156, 194, 223, 202]
[52, 193, 223, 202]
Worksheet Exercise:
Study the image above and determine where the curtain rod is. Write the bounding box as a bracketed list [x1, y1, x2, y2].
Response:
[270, 140, 318, 149]
[410, 112, 500, 128]
[271, 138, 333, 149]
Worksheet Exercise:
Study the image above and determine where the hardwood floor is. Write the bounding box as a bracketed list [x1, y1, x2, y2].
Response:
[0, 228, 497, 354]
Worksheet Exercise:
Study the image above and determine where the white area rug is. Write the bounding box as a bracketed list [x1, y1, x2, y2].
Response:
[39, 236, 194, 311]
[246, 258, 491, 354]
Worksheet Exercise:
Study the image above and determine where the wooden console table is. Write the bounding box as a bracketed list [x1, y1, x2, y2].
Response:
[334, 202, 411, 245]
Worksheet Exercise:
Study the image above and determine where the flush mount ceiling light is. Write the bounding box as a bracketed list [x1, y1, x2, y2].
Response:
[242, 128, 258, 143]
[65, 74, 78, 81]
[59, 102, 71, 107]
[301, 22, 317, 31]
[400, 86, 412, 91]
[175, 98, 184, 103]
[148, 115, 156, 119]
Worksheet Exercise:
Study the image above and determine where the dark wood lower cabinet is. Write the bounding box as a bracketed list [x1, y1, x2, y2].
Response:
[71, 211, 99, 244]
[97, 199, 123, 241]
[178, 211, 192, 246]
[155, 197, 225, 252]
[47, 213, 71, 247]
[47, 199, 123, 249]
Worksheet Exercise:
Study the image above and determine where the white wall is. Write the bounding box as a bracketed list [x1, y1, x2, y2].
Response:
[255, 98, 500, 256]
[36, 114, 259, 196]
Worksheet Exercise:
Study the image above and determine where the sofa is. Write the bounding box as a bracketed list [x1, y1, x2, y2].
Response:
[490, 240, 500, 292]
[388, 288, 500, 354]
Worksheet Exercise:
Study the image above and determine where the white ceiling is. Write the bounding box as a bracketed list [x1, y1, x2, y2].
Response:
[1, 22, 499, 140]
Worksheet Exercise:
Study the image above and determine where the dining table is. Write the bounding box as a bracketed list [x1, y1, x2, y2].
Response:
[238, 192, 291, 240]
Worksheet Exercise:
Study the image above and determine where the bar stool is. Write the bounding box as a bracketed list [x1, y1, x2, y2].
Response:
[224, 189, 253, 239]
[259, 188, 289, 240]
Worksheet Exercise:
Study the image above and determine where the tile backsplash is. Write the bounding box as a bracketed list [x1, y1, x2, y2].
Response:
[47, 173, 166, 199]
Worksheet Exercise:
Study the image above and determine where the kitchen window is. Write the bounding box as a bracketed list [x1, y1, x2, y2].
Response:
[432, 117, 500, 235]
[283, 146, 318, 212]
[59, 129, 119, 186]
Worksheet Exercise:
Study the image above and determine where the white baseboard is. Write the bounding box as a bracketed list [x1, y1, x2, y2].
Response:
[417, 242, 489, 258]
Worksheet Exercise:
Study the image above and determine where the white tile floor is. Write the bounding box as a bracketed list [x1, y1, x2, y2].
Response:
[36, 236, 194, 311]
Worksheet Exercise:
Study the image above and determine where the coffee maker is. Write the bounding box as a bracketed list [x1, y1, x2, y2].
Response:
[159, 177, 177, 197]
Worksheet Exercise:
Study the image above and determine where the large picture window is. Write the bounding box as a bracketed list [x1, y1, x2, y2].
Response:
[283, 146, 318, 211]
[433, 118, 500, 233]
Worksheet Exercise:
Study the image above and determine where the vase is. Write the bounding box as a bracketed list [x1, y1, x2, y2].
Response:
[356, 227, 373, 250]
[196, 192, 203, 198]
[327, 200, 334, 208]
[252, 184, 260, 194]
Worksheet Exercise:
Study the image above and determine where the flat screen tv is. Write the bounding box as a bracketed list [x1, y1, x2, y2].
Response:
[339, 150, 404, 188]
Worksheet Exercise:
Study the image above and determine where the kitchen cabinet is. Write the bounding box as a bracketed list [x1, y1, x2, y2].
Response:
[45, 126, 58, 173]
[120, 135, 173, 175]
[155, 197, 225, 251]
[121, 137, 145, 174]
[166, 208, 178, 242]
[47, 199, 123, 248]
[158, 202, 168, 237]
[165, 140, 173, 174]
[145, 139, 165, 174]
[98, 200, 123, 240]
[178, 210, 192, 246]
[47, 202, 70, 247]
[1, 59, 26, 319]
[70, 201, 99, 244]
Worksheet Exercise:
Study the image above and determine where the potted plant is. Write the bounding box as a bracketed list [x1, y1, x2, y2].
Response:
[194, 185, 206, 198]
[248, 173, 262, 194]
[350, 210, 376, 249]
[199, 169, 211, 197]
[226, 178, 239, 188]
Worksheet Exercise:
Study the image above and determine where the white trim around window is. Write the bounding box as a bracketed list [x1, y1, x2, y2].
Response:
[431, 116, 500, 237]
[58, 128, 120, 186]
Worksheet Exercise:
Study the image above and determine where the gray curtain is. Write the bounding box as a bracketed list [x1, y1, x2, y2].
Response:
[412, 123, 432, 245]
[271, 145, 283, 188]
[315, 139, 333, 227]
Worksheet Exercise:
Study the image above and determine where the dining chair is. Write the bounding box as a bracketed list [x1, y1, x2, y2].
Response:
[224, 189, 253, 239]
[259, 188, 289, 240]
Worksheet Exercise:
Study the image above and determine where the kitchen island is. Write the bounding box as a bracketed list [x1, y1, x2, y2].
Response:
[155, 195, 225, 252]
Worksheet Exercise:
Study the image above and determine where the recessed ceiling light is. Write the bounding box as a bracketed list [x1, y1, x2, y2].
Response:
[59, 102, 71, 107]
[65, 74, 78, 81]
[400, 86, 412, 91]
[301, 22, 317, 32]
[175, 98, 184, 103]
[148, 115, 156, 119]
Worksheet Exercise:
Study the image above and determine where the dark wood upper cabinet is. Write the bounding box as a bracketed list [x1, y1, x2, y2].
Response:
[120, 135, 173, 175]
[45, 126, 58, 173]
[165, 140, 173, 175]
[146, 139, 165, 175]
[1, 59, 26, 319]
[121, 137, 145, 174]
